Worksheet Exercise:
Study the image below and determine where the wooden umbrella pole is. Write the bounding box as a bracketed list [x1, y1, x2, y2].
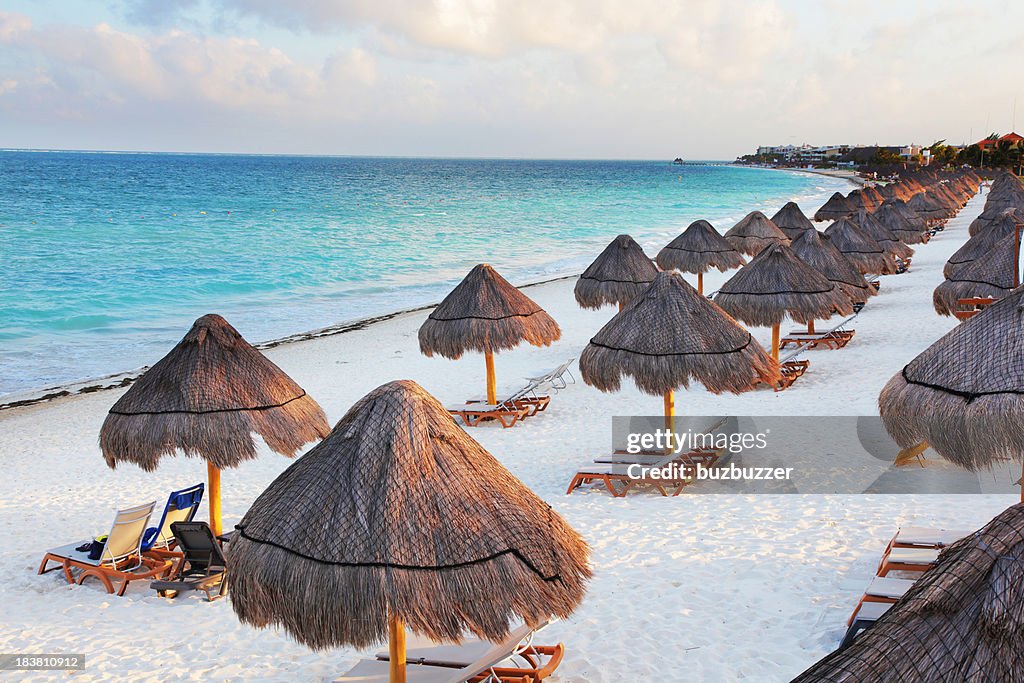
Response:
[771, 323, 781, 362]
[207, 462, 222, 537]
[485, 350, 497, 405]
[663, 390, 675, 454]
[389, 613, 406, 683]
[1015, 224, 1022, 288]
[697, 272, 704, 296]
[618, 301, 624, 312]
[807, 319, 815, 334]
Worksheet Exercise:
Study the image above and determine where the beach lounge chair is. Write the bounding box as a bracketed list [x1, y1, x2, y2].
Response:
[566, 448, 722, 497]
[875, 546, 940, 576]
[150, 521, 228, 601]
[751, 357, 808, 392]
[464, 380, 551, 417]
[953, 297, 996, 322]
[338, 620, 553, 682]
[886, 525, 968, 550]
[142, 483, 204, 552]
[449, 402, 531, 428]
[846, 576, 916, 626]
[841, 601, 892, 648]
[780, 315, 857, 351]
[38, 501, 173, 596]
[525, 359, 576, 391]
[374, 621, 562, 682]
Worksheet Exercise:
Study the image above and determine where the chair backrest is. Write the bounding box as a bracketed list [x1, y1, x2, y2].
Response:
[456, 619, 552, 681]
[170, 521, 227, 572]
[149, 483, 204, 549]
[101, 501, 157, 566]
[644, 416, 730, 470]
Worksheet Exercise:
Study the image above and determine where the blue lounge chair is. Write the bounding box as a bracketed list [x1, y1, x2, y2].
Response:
[142, 483, 204, 552]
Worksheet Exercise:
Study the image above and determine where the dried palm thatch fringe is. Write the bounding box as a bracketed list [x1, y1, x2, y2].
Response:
[853, 210, 915, 260]
[724, 211, 790, 256]
[790, 229, 874, 305]
[419, 264, 561, 359]
[229, 380, 591, 651]
[944, 213, 1021, 279]
[715, 243, 855, 327]
[579, 272, 779, 395]
[933, 233, 1017, 316]
[814, 192, 854, 222]
[879, 286, 1024, 471]
[824, 218, 898, 275]
[770, 202, 816, 240]
[793, 503, 1024, 682]
[970, 207, 1024, 238]
[100, 314, 329, 471]
[574, 234, 659, 309]
[655, 219, 746, 274]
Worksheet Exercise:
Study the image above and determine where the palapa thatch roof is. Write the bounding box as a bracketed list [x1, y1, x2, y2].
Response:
[879, 285, 1024, 470]
[874, 202, 927, 244]
[888, 198, 929, 234]
[228, 379, 591, 650]
[790, 229, 874, 305]
[99, 314, 329, 471]
[907, 190, 948, 221]
[970, 207, 1023, 237]
[715, 243, 854, 327]
[934, 233, 1017, 316]
[419, 264, 560, 359]
[579, 271, 779, 395]
[823, 218, 898, 275]
[770, 202, 816, 239]
[656, 219, 746, 274]
[724, 211, 790, 256]
[944, 212, 1021, 278]
[854, 210, 915, 260]
[814, 192, 854, 222]
[574, 234, 658, 310]
[793, 503, 1024, 682]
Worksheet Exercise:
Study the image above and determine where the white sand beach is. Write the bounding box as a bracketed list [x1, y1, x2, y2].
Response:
[1, 188, 1017, 682]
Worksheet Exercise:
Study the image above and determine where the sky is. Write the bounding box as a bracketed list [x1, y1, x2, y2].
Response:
[0, 0, 1022, 159]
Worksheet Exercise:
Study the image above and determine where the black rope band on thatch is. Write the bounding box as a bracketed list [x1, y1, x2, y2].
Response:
[578, 276, 655, 285]
[427, 311, 544, 322]
[586, 335, 753, 357]
[719, 287, 836, 296]
[901, 367, 1024, 404]
[663, 246, 735, 254]
[234, 524, 566, 583]
[109, 391, 309, 415]
[837, 249, 885, 254]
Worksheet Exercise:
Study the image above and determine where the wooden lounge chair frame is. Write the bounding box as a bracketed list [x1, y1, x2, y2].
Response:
[567, 450, 722, 497]
[38, 501, 174, 596]
[953, 296, 996, 322]
[846, 577, 915, 626]
[454, 380, 549, 428]
[841, 601, 891, 648]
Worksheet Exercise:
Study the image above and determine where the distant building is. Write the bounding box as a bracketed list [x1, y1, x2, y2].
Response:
[999, 132, 1024, 148]
[974, 132, 1023, 151]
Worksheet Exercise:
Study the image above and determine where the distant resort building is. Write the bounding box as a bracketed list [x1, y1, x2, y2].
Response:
[976, 132, 1024, 151]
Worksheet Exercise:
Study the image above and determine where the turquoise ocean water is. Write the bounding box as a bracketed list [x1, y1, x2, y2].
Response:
[0, 152, 850, 397]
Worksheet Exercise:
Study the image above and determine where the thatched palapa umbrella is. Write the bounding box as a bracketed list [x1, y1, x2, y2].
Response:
[813, 192, 854, 222]
[790, 228, 874, 306]
[655, 219, 746, 294]
[933, 233, 1017, 316]
[100, 314, 330, 536]
[880, 286, 1024, 499]
[574, 234, 658, 311]
[874, 201, 927, 245]
[419, 264, 560, 405]
[793, 503, 1024, 682]
[724, 211, 790, 256]
[770, 202, 816, 240]
[824, 217, 897, 275]
[854, 210, 915, 261]
[580, 271, 778, 426]
[229, 380, 590, 682]
[944, 212, 1022, 278]
[715, 243, 854, 359]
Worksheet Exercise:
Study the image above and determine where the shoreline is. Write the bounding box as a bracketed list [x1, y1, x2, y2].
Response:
[0, 274, 579, 411]
[1, 166, 855, 410]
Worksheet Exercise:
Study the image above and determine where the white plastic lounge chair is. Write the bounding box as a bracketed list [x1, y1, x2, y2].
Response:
[337, 621, 550, 682]
[846, 576, 916, 627]
[889, 526, 968, 549]
[38, 501, 173, 596]
[876, 547, 940, 576]
[463, 380, 551, 416]
[373, 620, 562, 681]
[525, 359, 575, 391]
